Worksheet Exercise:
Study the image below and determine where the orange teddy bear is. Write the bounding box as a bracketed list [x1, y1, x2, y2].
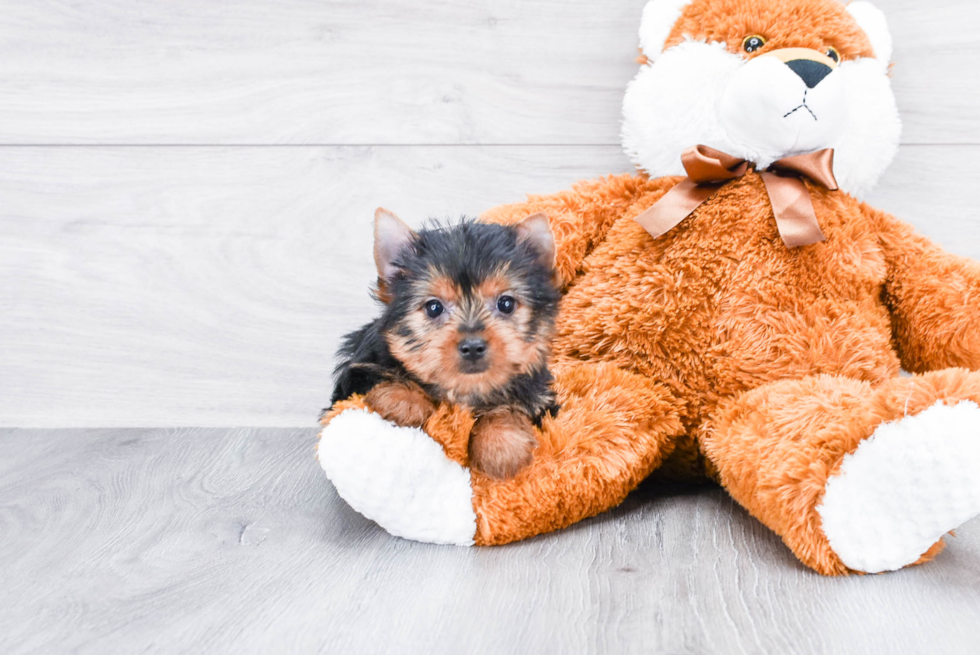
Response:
[320, 0, 980, 575]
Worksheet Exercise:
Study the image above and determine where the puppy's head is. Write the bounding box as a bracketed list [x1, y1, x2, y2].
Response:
[373, 209, 559, 401]
[622, 0, 899, 198]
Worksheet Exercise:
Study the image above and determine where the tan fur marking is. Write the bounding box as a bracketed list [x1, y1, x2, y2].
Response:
[474, 274, 511, 303]
[469, 408, 538, 479]
[428, 275, 460, 305]
[364, 380, 437, 428]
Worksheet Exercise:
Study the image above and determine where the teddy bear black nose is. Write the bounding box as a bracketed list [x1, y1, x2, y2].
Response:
[785, 59, 833, 88]
[458, 338, 488, 361]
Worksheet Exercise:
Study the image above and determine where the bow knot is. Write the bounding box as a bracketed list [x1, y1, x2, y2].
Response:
[634, 146, 838, 248]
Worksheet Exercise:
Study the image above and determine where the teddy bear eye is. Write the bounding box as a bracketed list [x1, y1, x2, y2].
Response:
[826, 46, 841, 63]
[742, 35, 767, 53]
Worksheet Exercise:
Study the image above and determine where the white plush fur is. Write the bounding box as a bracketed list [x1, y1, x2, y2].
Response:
[638, 0, 694, 61]
[318, 409, 477, 546]
[846, 1, 893, 64]
[622, 3, 900, 199]
[818, 401, 980, 573]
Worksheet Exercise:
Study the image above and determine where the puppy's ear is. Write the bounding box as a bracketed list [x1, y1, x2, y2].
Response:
[515, 212, 556, 271]
[374, 208, 416, 283]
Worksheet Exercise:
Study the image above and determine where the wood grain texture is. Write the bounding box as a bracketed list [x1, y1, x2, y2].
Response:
[1, 427, 978, 655]
[2, 144, 978, 427]
[0, 145, 629, 427]
[0, 0, 976, 145]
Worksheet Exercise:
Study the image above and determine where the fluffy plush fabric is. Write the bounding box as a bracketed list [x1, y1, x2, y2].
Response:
[845, 2, 892, 64]
[321, 0, 980, 575]
[318, 408, 476, 545]
[639, 0, 697, 61]
[818, 400, 980, 573]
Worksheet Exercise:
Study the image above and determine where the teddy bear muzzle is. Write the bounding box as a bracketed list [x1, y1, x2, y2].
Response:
[719, 46, 849, 159]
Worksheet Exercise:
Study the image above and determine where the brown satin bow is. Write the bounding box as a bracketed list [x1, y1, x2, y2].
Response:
[633, 145, 838, 248]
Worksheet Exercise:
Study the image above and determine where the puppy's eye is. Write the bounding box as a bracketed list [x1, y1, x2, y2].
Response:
[742, 35, 767, 53]
[496, 295, 516, 315]
[424, 299, 444, 319]
[826, 46, 841, 63]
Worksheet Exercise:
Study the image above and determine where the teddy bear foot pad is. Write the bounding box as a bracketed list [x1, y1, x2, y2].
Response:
[818, 400, 980, 573]
[318, 408, 477, 545]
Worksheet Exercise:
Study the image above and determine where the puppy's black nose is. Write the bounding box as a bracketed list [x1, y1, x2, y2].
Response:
[458, 338, 487, 362]
[785, 59, 833, 88]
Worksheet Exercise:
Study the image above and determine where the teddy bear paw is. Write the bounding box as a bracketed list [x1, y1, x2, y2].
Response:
[318, 408, 477, 545]
[818, 400, 980, 573]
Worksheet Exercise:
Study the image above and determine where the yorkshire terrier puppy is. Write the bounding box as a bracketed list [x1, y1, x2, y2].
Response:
[329, 208, 561, 479]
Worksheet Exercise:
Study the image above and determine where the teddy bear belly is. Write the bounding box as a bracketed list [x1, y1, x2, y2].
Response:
[552, 207, 901, 474]
[554, 280, 900, 400]
[707, 294, 902, 396]
[554, 279, 900, 478]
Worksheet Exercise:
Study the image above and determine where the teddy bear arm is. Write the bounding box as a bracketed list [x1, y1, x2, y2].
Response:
[480, 173, 656, 288]
[868, 205, 980, 372]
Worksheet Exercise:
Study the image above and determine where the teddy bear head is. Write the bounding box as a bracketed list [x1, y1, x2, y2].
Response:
[621, 0, 900, 198]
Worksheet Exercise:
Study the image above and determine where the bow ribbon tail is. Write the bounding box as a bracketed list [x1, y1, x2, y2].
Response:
[634, 178, 720, 240]
[759, 172, 826, 248]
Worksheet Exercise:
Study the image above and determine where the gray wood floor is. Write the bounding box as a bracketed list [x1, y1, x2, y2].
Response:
[3, 427, 979, 655]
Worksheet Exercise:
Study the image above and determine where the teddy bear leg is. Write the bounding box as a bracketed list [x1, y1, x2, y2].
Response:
[701, 370, 980, 575]
[319, 361, 685, 546]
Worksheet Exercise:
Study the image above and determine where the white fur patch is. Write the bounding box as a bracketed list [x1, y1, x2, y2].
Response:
[318, 409, 477, 546]
[638, 0, 694, 61]
[847, 2, 893, 65]
[831, 57, 901, 199]
[818, 401, 980, 573]
[622, 41, 741, 178]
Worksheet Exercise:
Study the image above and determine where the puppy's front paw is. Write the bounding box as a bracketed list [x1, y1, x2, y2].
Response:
[469, 408, 537, 479]
[364, 381, 437, 427]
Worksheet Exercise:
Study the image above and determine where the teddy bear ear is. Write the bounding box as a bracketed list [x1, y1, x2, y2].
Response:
[846, 1, 893, 65]
[638, 0, 694, 62]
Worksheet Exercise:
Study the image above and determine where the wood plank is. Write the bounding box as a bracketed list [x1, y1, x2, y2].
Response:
[0, 145, 629, 427]
[1, 427, 979, 654]
[2, 144, 979, 427]
[0, 0, 976, 145]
